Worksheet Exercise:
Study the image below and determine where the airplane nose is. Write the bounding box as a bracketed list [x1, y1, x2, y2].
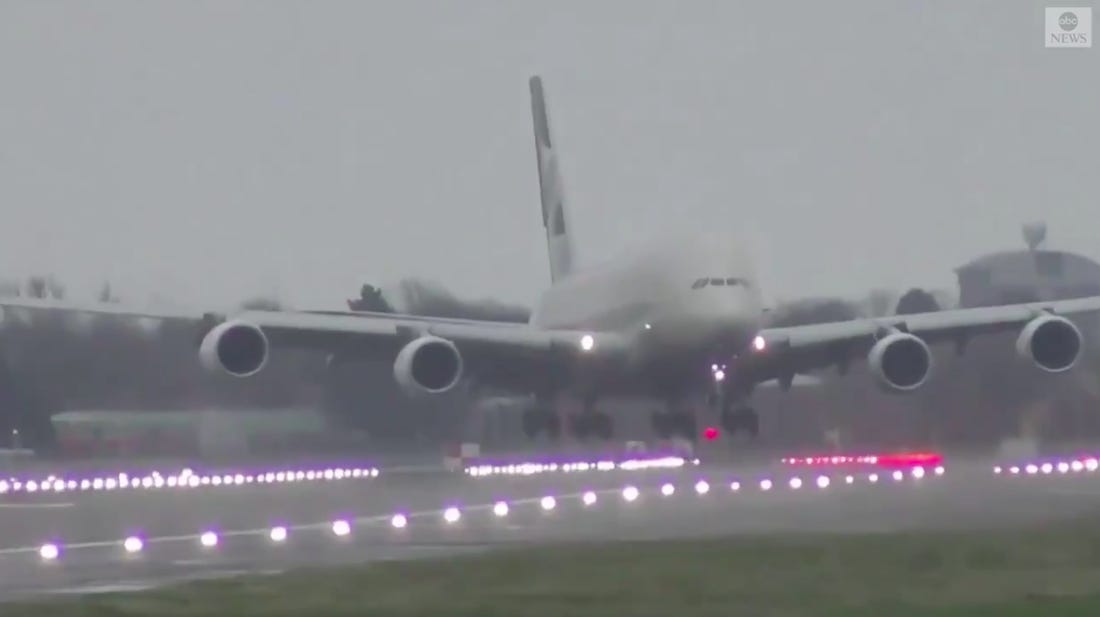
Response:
[675, 300, 759, 352]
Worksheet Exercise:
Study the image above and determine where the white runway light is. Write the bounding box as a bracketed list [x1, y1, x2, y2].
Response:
[845, 475, 854, 485]
[199, 531, 219, 548]
[493, 501, 510, 517]
[660, 483, 675, 497]
[443, 507, 462, 523]
[759, 479, 773, 491]
[1026, 464, 1039, 475]
[1087, 458, 1099, 472]
[540, 496, 557, 511]
[39, 543, 60, 561]
[332, 520, 351, 537]
[123, 536, 144, 554]
[729, 481, 741, 492]
[788, 477, 803, 490]
[868, 474, 879, 484]
[912, 466, 926, 479]
[934, 466, 945, 476]
[622, 485, 640, 502]
[816, 475, 830, 489]
[694, 480, 710, 495]
[269, 526, 288, 543]
[582, 491, 597, 506]
[391, 514, 408, 529]
[892, 470, 904, 482]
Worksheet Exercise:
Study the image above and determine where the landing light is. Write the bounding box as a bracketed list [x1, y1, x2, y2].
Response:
[123, 536, 144, 554]
[580, 334, 595, 351]
[39, 544, 60, 561]
[713, 369, 726, 382]
[332, 520, 351, 537]
[752, 335, 766, 351]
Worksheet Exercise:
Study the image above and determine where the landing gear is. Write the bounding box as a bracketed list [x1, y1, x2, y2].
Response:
[521, 407, 560, 441]
[650, 409, 697, 441]
[568, 411, 614, 441]
[720, 405, 760, 440]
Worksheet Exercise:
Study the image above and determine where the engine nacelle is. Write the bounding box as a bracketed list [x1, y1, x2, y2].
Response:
[393, 335, 464, 396]
[1016, 314, 1082, 373]
[198, 320, 269, 377]
[867, 332, 932, 392]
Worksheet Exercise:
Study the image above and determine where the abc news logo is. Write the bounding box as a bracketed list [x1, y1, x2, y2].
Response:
[1046, 7, 1092, 48]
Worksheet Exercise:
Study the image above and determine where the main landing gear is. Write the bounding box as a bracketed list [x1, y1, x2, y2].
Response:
[522, 402, 614, 442]
[650, 408, 697, 441]
[720, 404, 760, 440]
[522, 406, 560, 441]
[649, 395, 759, 442]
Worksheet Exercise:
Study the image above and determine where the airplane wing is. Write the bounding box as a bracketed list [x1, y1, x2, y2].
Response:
[0, 297, 631, 389]
[751, 296, 1100, 384]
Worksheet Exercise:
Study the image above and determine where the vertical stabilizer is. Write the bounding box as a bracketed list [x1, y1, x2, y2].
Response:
[530, 76, 575, 283]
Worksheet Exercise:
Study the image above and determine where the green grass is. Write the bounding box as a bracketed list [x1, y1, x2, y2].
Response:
[12, 524, 1100, 617]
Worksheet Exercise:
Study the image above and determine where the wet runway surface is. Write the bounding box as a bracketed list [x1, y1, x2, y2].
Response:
[3, 455, 1100, 601]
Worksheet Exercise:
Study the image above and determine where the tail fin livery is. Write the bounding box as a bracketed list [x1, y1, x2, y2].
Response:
[530, 76, 575, 284]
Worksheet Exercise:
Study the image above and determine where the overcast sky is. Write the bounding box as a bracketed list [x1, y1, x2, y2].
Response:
[0, 1, 1096, 311]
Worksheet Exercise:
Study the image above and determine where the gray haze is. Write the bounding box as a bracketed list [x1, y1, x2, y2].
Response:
[0, 1, 1097, 311]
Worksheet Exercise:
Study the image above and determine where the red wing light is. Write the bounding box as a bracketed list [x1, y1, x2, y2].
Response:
[703, 427, 720, 441]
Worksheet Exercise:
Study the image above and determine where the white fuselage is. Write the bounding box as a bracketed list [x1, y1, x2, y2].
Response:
[529, 232, 766, 363]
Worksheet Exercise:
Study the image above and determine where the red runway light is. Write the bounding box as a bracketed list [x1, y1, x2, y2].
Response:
[703, 427, 720, 441]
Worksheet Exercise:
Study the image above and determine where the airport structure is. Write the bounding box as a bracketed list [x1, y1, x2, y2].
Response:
[956, 223, 1100, 308]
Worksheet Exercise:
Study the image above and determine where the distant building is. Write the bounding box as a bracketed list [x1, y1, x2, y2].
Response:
[955, 223, 1100, 308]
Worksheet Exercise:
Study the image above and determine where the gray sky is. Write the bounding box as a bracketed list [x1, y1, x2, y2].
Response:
[0, 1, 1096, 311]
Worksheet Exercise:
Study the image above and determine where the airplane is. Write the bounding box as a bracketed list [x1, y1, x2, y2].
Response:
[2, 75, 1097, 444]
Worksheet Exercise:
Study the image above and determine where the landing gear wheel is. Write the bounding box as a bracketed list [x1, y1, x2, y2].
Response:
[592, 412, 613, 441]
[651, 411, 672, 440]
[721, 407, 759, 439]
[522, 408, 561, 441]
[568, 412, 590, 441]
[544, 411, 562, 441]
[571, 412, 615, 441]
[522, 409, 542, 440]
[675, 412, 698, 442]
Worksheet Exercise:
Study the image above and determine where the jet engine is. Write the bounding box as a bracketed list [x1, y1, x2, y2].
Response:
[393, 335, 464, 396]
[867, 332, 932, 392]
[198, 320, 269, 377]
[1016, 314, 1082, 373]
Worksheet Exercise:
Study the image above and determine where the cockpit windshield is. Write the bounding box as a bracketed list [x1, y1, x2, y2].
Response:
[691, 277, 749, 289]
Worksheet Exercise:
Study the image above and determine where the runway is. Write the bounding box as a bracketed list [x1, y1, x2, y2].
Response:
[3, 454, 1100, 602]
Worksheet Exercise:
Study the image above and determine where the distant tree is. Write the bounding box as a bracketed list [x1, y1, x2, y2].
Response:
[348, 284, 394, 313]
[25, 276, 48, 299]
[98, 282, 119, 304]
[240, 297, 283, 311]
[865, 289, 896, 318]
[895, 288, 941, 315]
[770, 297, 862, 327]
[45, 276, 65, 300]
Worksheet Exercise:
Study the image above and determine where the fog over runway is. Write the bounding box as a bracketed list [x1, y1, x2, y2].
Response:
[2, 452, 1100, 601]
